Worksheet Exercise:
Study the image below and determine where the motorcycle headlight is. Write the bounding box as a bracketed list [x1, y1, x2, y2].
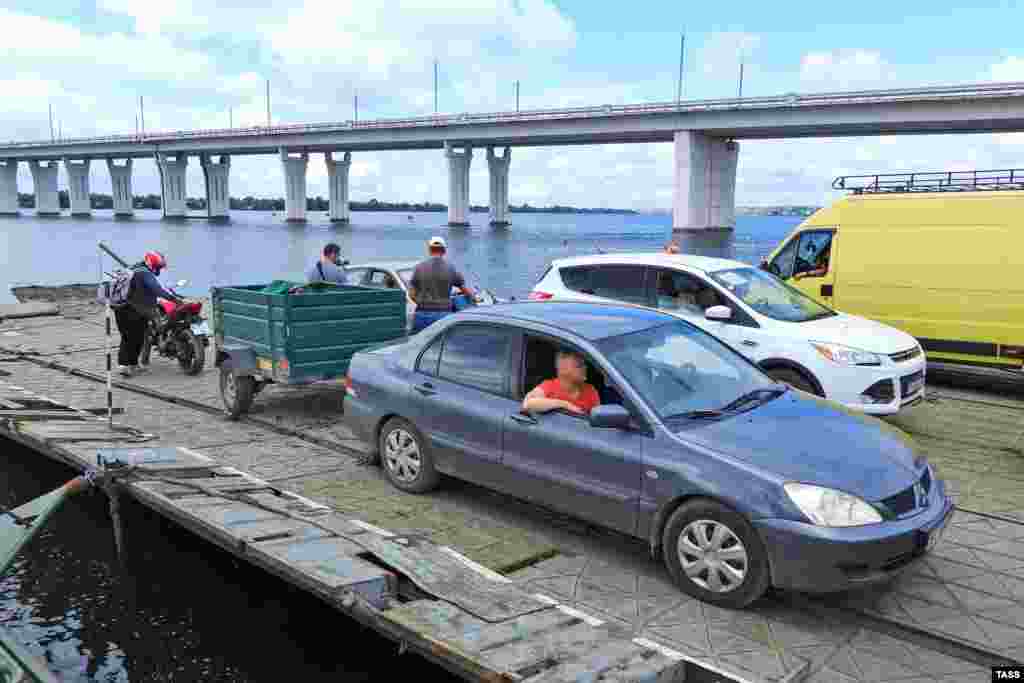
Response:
[811, 341, 882, 367]
[783, 482, 882, 527]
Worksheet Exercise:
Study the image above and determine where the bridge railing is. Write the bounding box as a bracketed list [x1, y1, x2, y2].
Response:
[3, 80, 1024, 151]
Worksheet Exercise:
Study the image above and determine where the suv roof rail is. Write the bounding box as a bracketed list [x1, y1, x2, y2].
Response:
[833, 169, 1024, 194]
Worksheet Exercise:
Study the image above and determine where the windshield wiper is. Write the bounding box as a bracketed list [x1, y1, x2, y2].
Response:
[718, 387, 787, 413]
[666, 409, 725, 420]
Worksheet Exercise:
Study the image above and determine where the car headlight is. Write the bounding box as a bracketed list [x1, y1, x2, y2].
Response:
[811, 341, 882, 366]
[783, 482, 882, 527]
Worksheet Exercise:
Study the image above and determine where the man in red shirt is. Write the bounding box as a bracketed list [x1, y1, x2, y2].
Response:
[522, 349, 601, 416]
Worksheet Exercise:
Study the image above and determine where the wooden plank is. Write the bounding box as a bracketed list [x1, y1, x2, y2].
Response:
[483, 622, 630, 675]
[388, 600, 577, 655]
[525, 639, 684, 683]
[352, 533, 549, 623]
[0, 411, 90, 419]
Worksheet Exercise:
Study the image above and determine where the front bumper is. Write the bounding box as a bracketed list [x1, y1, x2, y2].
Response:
[820, 355, 927, 415]
[754, 479, 954, 593]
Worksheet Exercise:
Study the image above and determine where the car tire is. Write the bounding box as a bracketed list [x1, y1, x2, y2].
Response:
[765, 367, 820, 396]
[378, 418, 440, 494]
[662, 499, 771, 609]
[220, 368, 254, 420]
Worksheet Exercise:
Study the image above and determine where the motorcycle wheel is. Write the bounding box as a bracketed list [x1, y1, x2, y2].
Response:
[177, 329, 206, 375]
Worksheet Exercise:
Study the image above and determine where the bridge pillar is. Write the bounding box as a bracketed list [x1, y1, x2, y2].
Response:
[201, 154, 231, 222]
[28, 160, 60, 216]
[106, 159, 134, 218]
[0, 159, 18, 216]
[63, 158, 92, 217]
[487, 147, 511, 227]
[445, 142, 472, 227]
[156, 153, 188, 219]
[672, 131, 738, 258]
[280, 149, 308, 223]
[325, 151, 351, 223]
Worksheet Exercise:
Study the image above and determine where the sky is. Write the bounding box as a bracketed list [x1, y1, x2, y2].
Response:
[1, 0, 1023, 209]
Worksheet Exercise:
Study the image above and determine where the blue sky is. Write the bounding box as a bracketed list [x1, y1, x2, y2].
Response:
[1, 0, 1022, 208]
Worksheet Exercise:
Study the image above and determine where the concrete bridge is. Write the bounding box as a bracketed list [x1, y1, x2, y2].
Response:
[1, 81, 1023, 248]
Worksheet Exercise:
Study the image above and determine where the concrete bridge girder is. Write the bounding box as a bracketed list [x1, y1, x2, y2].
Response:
[63, 158, 92, 217]
[280, 149, 309, 223]
[672, 131, 739, 258]
[0, 159, 18, 216]
[28, 160, 60, 216]
[106, 159, 134, 217]
[325, 151, 351, 223]
[156, 153, 188, 219]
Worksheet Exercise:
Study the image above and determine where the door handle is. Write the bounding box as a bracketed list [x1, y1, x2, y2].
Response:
[742, 339, 758, 347]
[414, 382, 436, 396]
[511, 413, 537, 425]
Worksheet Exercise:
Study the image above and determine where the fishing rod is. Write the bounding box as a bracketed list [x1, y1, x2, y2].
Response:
[98, 242, 130, 269]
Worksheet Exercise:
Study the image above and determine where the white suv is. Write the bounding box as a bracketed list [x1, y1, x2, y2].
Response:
[530, 253, 926, 415]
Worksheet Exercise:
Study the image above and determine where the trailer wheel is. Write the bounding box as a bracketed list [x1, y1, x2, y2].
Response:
[220, 368, 254, 420]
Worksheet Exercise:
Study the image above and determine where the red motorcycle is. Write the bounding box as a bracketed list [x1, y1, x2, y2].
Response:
[139, 280, 209, 375]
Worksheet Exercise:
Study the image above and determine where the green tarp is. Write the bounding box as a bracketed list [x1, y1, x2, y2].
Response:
[257, 280, 341, 294]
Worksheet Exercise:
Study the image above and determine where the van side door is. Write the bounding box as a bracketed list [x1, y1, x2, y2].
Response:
[767, 229, 838, 307]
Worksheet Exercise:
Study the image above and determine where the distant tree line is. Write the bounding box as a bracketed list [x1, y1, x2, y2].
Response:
[15, 193, 638, 215]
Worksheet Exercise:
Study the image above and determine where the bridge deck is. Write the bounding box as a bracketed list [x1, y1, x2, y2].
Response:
[0, 301, 1018, 682]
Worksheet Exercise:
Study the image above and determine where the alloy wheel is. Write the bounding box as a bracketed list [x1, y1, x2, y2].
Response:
[677, 519, 749, 593]
[383, 428, 422, 483]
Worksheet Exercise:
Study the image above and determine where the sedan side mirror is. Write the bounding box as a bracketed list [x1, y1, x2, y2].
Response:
[705, 305, 732, 321]
[589, 404, 632, 430]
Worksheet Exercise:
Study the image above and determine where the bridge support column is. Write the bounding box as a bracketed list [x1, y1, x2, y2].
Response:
[445, 142, 472, 227]
[201, 154, 231, 222]
[106, 159, 134, 218]
[487, 147, 511, 227]
[281, 149, 308, 223]
[325, 151, 351, 223]
[64, 158, 92, 217]
[29, 160, 60, 216]
[0, 159, 18, 216]
[672, 131, 738, 258]
[156, 153, 188, 219]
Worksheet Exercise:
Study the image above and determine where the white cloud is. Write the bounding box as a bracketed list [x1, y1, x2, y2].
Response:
[991, 56, 1024, 81]
[799, 49, 890, 90]
[698, 32, 761, 79]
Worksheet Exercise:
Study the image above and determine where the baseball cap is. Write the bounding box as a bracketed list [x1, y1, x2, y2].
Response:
[428, 236, 447, 249]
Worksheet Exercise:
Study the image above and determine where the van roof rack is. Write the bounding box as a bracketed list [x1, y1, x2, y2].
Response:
[833, 169, 1024, 194]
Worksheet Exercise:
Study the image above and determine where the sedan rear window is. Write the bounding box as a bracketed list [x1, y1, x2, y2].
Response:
[437, 326, 511, 395]
[561, 265, 648, 305]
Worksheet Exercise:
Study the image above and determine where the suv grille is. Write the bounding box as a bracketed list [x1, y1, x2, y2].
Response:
[890, 346, 922, 363]
[879, 469, 932, 517]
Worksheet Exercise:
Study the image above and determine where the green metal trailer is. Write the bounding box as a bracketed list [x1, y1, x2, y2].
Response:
[212, 283, 407, 419]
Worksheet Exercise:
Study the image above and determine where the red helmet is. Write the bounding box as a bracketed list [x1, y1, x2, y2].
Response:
[144, 251, 167, 273]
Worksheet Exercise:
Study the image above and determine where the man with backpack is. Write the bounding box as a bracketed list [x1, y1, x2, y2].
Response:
[110, 251, 180, 376]
[306, 243, 349, 284]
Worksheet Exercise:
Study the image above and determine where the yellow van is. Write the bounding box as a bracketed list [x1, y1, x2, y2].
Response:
[762, 171, 1024, 371]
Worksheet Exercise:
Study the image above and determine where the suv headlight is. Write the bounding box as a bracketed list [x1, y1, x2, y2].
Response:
[784, 482, 882, 526]
[811, 341, 882, 367]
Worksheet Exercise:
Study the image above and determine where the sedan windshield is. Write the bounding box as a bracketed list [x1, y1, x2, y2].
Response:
[597, 321, 781, 422]
[708, 267, 835, 323]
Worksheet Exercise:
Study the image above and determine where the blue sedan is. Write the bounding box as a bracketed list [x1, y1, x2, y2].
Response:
[342, 302, 954, 608]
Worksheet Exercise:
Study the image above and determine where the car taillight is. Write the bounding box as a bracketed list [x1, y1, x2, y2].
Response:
[342, 374, 357, 398]
[529, 291, 553, 300]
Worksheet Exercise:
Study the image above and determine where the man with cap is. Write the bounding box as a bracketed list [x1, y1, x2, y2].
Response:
[408, 236, 476, 333]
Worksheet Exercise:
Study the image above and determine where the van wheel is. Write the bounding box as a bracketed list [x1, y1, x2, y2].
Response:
[766, 367, 819, 396]
[379, 418, 440, 493]
[662, 499, 770, 608]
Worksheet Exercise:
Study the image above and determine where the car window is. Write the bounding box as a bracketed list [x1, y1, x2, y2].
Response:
[438, 325, 512, 395]
[654, 269, 721, 315]
[793, 231, 833, 278]
[416, 335, 443, 377]
[366, 270, 400, 289]
[709, 267, 836, 323]
[768, 238, 799, 279]
[597, 321, 777, 423]
[560, 265, 647, 305]
[521, 335, 626, 411]
[346, 267, 369, 284]
[397, 269, 413, 287]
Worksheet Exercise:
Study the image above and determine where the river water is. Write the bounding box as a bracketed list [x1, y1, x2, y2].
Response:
[0, 210, 802, 681]
[0, 210, 802, 303]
